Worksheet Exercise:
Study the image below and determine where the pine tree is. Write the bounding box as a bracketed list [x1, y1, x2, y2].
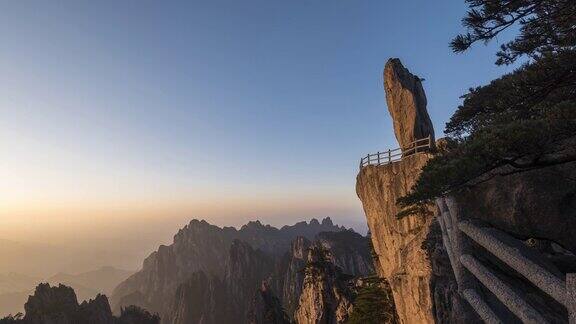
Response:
[398, 0, 576, 210]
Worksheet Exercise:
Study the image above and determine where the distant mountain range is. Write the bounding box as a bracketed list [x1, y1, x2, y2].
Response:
[0, 238, 139, 278]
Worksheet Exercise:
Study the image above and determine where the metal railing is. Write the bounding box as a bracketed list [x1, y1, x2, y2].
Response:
[436, 197, 576, 323]
[359, 135, 432, 169]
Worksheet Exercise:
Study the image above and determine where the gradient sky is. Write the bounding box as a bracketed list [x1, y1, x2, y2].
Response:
[0, 1, 521, 249]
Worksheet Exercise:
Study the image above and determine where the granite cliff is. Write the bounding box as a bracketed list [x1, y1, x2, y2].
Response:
[357, 155, 462, 323]
[356, 59, 468, 323]
[437, 136, 576, 323]
[384, 58, 435, 149]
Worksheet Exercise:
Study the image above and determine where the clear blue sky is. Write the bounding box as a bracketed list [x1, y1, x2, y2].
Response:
[0, 0, 520, 239]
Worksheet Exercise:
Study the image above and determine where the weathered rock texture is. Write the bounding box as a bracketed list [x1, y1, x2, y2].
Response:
[355, 59, 475, 323]
[357, 155, 440, 323]
[294, 246, 354, 324]
[384, 58, 434, 148]
[451, 145, 576, 255]
[437, 138, 576, 323]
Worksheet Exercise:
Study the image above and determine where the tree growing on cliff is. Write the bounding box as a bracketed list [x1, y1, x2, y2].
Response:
[397, 0, 576, 212]
[346, 276, 398, 324]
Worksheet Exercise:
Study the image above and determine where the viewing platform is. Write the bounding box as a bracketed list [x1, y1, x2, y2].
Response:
[359, 135, 433, 170]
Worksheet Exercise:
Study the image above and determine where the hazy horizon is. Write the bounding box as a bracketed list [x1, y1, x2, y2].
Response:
[1, 215, 364, 277]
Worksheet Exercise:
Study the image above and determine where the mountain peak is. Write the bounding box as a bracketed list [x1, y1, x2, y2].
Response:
[321, 217, 333, 227]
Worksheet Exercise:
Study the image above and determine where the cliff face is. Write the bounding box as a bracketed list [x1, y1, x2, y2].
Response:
[294, 246, 354, 324]
[437, 138, 576, 323]
[225, 240, 276, 321]
[356, 155, 466, 324]
[166, 272, 229, 324]
[164, 240, 277, 324]
[450, 140, 576, 255]
[315, 231, 374, 276]
[355, 58, 466, 323]
[276, 236, 310, 317]
[356, 155, 443, 323]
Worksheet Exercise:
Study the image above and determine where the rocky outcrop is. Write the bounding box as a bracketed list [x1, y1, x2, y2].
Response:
[247, 283, 290, 324]
[23, 283, 80, 323]
[273, 231, 374, 320]
[356, 59, 469, 323]
[77, 295, 115, 324]
[7, 283, 158, 324]
[294, 246, 354, 324]
[450, 140, 576, 255]
[436, 137, 576, 323]
[111, 218, 345, 320]
[384, 58, 434, 149]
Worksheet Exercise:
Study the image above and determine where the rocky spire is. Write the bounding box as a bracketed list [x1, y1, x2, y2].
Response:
[294, 246, 354, 324]
[384, 58, 435, 149]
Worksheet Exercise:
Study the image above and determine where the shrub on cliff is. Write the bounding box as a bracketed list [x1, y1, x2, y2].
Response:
[398, 0, 576, 212]
[346, 276, 398, 324]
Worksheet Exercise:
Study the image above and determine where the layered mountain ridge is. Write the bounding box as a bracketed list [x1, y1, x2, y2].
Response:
[111, 217, 373, 323]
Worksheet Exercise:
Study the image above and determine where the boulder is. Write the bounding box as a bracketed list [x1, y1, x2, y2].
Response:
[384, 58, 434, 149]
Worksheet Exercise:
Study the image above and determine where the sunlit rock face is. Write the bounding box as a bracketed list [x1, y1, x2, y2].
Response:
[384, 58, 434, 149]
[294, 246, 354, 324]
[356, 155, 440, 324]
[355, 59, 467, 323]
